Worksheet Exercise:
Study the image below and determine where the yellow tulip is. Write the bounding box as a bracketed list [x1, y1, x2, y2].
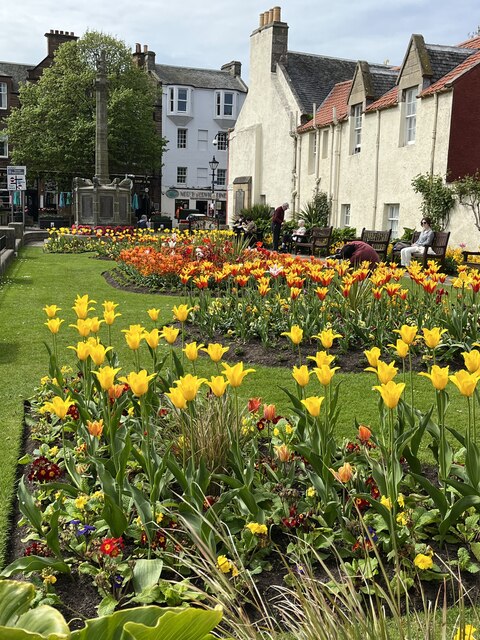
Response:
[173, 304, 193, 323]
[314, 328, 342, 350]
[89, 343, 111, 367]
[419, 365, 449, 390]
[207, 375, 229, 397]
[72, 294, 96, 319]
[88, 316, 103, 334]
[120, 370, 156, 397]
[102, 300, 118, 312]
[87, 419, 104, 438]
[307, 351, 336, 367]
[462, 349, 480, 374]
[69, 318, 92, 338]
[281, 325, 303, 345]
[373, 381, 406, 409]
[68, 341, 91, 361]
[45, 318, 64, 334]
[393, 324, 418, 346]
[174, 374, 206, 401]
[165, 386, 187, 410]
[313, 364, 339, 386]
[301, 395, 324, 417]
[147, 308, 160, 321]
[161, 326, 180, 345]
[222, 362, 255, 387]
[202, 343, 230, 363]
[292, 365, 310, 387]
[143, 328, 161, 350]
[449, 370, 480, 397]
[364, 346, 381, 368]
[366, 360, 398, 384]
[104, 310, 121, 326]
[183, 341, 205, 361]
[42, 396, 75, 419]
[93, 366, 121, 391]
[423, 327, 447, 349]
[389, 339, 409, 359]
[43, 304, 61, 318]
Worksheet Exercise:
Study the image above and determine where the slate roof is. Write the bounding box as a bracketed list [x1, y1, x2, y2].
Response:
[367, 65, 398, 100]
[298, 80, 352, 132]
[421, 48, 480, 96]
[366, 86, 398, 112]
[424, 44, 474, 83]
[0, 62, 32, 92]
[155, 64, 247, 92]
[279, 52, 357, 114]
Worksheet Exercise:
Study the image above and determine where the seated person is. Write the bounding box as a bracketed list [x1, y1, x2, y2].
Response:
[334, 241, 380, 267]
[292, 220, 307, 243]
[137, 214, 148, 229]
[400, 217, 435, 266]
[232, 215, 245, 236]
[243, 218, 257, 245]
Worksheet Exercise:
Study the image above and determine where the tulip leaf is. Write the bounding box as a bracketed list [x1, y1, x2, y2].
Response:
[17, 476, 43, 536]
[439, 495, 480, 539]
[410, 473, 448, 517]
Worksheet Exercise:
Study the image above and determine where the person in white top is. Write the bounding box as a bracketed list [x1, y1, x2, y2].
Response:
[400, 217, 435, 266]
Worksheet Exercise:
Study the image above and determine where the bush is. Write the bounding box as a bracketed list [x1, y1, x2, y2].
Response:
[299, 191, 331, 228]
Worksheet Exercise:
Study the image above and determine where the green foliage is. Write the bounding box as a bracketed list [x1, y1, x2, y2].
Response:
[240, 203, 272, 236]
[411, 173, 455, 231]
[331, 226, 357, 247]
[6, 31, 165, 185]
[299, 191, 331, 228]
[453, 172, 480, 231]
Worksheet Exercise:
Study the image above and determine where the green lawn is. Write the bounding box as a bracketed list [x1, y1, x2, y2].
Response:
[0, 246, 472, 564]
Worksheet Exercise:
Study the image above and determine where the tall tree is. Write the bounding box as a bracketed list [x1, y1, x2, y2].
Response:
[6, 31, 165, 187]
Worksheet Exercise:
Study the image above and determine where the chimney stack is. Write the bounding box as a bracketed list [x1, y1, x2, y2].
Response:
[221, 60, 242, 77]
[45, 29, 77, 57]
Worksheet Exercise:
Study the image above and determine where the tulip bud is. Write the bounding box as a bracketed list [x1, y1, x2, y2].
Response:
[263, 404, 276, 421]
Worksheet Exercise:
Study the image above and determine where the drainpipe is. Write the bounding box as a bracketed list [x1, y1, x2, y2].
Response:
[429, 93, 439, 176]
[372, 110, 381, 228]
[328, 122, 335, 223]
[290, 111, 299, 216]
[331, 107, 341, 225]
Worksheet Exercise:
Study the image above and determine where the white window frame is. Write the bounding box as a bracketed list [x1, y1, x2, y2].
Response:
[341, 204, 351, 227]
[0, 82, 7, 109]
[177, 128, 187, 149]
[216, 168, 226, 186]
[177, 167, 187, 185]
[405, 87, 417, 145]
[352, 103, 362, 153]
[215, 91, 236, 118]
[168, 87, 191, 115]
[321, 130, 329, 159]
[386, 203, 400, 236]
[215, 131, 228, 151]
[0, 134, 8, 158]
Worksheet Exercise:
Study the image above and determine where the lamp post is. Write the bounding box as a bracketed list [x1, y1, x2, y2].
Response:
[209, 155, 219, 227]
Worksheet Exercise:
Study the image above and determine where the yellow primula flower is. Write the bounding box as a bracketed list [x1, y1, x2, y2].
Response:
[306, 486, 316, 498]
[74, 495, 88, 510]
[419, 365, 449, 390]
[373, 381, 406, 409]
[281, 325, 303, 345]
[414, 553, 433, 570]
[120, 370, 156, 397]
[301, 395, 324, 417]
[222, 362, 255, 387]
[245, 522, 268, 536]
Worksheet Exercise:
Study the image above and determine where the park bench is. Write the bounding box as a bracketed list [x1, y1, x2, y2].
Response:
[392, 230, 450, 268]
[359, 228, 392, 262]
[461, 250, 480, 269]
[293, 226, 333, 256]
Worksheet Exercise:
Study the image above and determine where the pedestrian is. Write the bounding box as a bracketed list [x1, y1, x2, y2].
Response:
[272, 202, 289, 251]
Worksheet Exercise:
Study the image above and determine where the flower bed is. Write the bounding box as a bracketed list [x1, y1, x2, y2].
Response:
[5, 295, 480, 635]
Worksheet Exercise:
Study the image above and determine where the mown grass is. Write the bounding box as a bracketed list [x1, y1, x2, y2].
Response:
[0, 246, 472, 566]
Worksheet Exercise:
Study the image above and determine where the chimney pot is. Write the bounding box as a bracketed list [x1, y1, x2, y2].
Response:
[267, 9, 274, 23]
[143, 44, 148, 53]
[259, 13, 265, 27]
[263, 11, 269, 24]
[272, 6, 281, 21]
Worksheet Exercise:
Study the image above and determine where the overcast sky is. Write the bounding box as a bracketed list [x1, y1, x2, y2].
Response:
[1, 0, 478, 81]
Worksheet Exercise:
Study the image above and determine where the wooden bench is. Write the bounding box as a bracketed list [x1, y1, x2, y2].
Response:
[392, 231, 450, 268]
[293, 226, 333, 256]
[360, 228, 392, 262]
[462, 250, 480, 269]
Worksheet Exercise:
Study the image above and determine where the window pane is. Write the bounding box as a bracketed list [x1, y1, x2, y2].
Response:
[223, 93, 233, 116]
[216, 169, 226, 186]
[0, 135, 7, 157]
[177, 167, 187, 184]
[0, 83, 7, 109]
[216, 131, 228, 150]
[177, 128, 187, 148]
[177, 88, 188, 112]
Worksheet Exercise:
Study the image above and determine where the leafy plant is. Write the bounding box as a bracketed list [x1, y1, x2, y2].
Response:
[453, 172, 480, 231]
[299, 191, 331, 228]
[411, 173, 456, 230]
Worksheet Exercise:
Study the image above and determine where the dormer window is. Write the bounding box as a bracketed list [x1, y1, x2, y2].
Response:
[404, 87, 417, 144]
[215, 91, 236, 118]
[168, 87, 191, 116]
[351, 103, 362, 154]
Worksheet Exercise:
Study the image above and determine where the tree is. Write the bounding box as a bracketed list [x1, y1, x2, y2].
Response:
[453, 172, 480, 231]
[6, 31, 165, 187]
[411, 173, 456, 230]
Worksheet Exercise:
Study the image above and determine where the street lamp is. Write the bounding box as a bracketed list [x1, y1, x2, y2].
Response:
[209, 156, 219, 223]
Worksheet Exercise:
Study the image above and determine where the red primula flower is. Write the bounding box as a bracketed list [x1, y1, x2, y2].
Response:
[99, 537, 124, 557]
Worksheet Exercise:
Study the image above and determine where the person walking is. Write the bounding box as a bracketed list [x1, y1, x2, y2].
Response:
[272, 202, 289, 251]
[400, 217, 435, 266]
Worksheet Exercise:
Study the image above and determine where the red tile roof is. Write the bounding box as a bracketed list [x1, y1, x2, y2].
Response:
[365, 85, 398, 112]
[421, 49, 480, 96]
[298, 80, 352, 132]
[456, 35, 480, 49]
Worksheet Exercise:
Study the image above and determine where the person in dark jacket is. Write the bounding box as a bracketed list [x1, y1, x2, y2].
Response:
[337, 241, 380, 267]
[272, 202, 289, 251]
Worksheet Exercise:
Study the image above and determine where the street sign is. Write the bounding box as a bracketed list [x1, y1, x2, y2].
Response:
[7, 166, 27, 191]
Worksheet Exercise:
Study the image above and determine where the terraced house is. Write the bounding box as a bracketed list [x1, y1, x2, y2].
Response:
[228, 6, 480, 247]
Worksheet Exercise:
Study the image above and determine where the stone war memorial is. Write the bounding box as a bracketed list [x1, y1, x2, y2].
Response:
[73, 51, 132, 227]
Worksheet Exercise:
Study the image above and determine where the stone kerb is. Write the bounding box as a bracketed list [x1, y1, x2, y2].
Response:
[0, 227, 16, 276]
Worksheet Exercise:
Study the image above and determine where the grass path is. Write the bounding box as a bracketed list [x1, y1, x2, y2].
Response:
[0, 246, 471, 564]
